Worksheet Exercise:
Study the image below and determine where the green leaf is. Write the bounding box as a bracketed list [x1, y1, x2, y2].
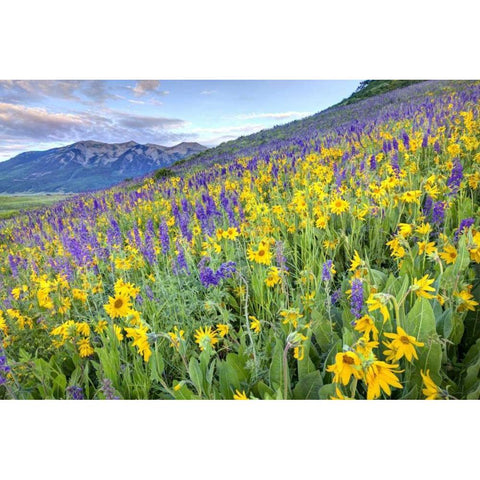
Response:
[253, 381, 275, 399]
[173, 383, 197, 400]
[269, 340, 284, 391]
[311, 309, 336, 351]
[53, 374, 67, 398]
[217, 360, 240, 399]
[404, 297, 436, 341]
[293, 371, 323, 399]
[318, 383, 337, 399]
[188, 358, 203, 396]
[453, 235, 470, 275]
[398, 274, 410, 299]
[225, 353, 248, 383]
[370, 269, 387, 290]
[297, 336, 317, 379]
[149, 347, 164, 382]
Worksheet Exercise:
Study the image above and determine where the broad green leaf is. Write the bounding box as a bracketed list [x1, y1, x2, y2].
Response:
[173, 383, 197, 400]
[318, 383, 337, 400]
[269, 340, 284, 391]
[217, 360, 240, 399]
[188, 358, 203, 396]
[293, 371, 323, 399]
[453, 235, 470, 275]
[404, 297, 436, 341]
[149, 347, 164, 382]
[253, 381, 275, 399]
[297, 336, 317, 379]
[225, 353, 248, 383]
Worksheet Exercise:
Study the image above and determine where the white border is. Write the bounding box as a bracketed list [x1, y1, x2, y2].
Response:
[1, 1, 478, 477]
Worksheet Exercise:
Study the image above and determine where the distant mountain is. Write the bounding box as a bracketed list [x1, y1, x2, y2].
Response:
[0, 140, 207, 193]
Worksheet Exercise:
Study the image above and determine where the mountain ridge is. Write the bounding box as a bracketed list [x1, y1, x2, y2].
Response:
[0, 140, 207, 194]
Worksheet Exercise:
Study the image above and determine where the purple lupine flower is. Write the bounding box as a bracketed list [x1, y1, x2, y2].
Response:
[369, 155, 377, 170]
[199, 260, 236, 288]
[432, 201, 446, 225]
[454, 217, 475, 240]
[181, 198, 190, 215]
[8, 255, 20, 278]
[100, 378, 120, 400]
[145, 285, 154, 301]
[216, 261, 236, 280]
[0, 351, 11, 386]
[132, 226, 142, 250]
[446, 159, 463, 195]
[434, 140, 441, 154]
[159, 219, 170, 255]
[321, 260, 334, 282]
[141, 219, 156, 265]
[199, 266, 219, 287]
[330, 289, 341, 305]
[350, 279, 364, 320]
[422, 134, 429, 149]
[106, 218, 122, 247]
[391, 152, 400, 176]
[401, 131, 410, 150]
[392, 138, 399, 151]
[175, 241, 189, 274]
[423, 195, 433, 218]
[66, 385, 84, 400]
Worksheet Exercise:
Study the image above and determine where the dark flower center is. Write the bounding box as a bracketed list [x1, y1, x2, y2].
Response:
[343, 355, 354, 365]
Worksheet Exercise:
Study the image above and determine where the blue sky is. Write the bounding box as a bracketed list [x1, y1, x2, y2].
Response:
[0, 80, 360, 161]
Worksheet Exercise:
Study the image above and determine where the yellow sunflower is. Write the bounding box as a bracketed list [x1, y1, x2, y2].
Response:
[104, 294, 132, 319]
[194, 326, 219, 351]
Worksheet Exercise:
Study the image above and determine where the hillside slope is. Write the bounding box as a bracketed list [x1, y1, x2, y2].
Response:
[165, 80, 471, 176]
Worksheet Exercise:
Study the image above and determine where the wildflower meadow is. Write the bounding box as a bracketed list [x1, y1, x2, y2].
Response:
[1, 80, 480, 400]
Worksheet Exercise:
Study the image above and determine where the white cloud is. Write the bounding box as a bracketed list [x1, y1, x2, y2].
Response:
[190, 123, 266, 147]
[200, 90, 216, 95]
[131, 80, 169, 97]
[0, 102, 192, 159]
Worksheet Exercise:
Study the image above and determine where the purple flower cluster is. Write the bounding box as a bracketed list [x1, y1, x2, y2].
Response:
[174, 241, 189, 274]
[100, 378, 120, 400]
[198, 258, 236, 288]
[455, 217, 475, 241]
[0, 351, 11, 386]
[321, 260, 334, 282]
[106, 218, 122, 247]
[391, 152, 400, 176]
[140, 219, 156, 265]
[446, 159, 463, 195]
[350, 279, 364, 320]
[330, 289, 341, 305]
[159, 219, 170, 255]
[432, 201, 446, 225]
[66, 385, 84, 400]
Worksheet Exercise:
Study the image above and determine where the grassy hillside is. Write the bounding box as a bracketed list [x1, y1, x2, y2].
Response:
[0, 194, 70, 219]
[335, 80, 424, 106]
[161, 80, 465, 178]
